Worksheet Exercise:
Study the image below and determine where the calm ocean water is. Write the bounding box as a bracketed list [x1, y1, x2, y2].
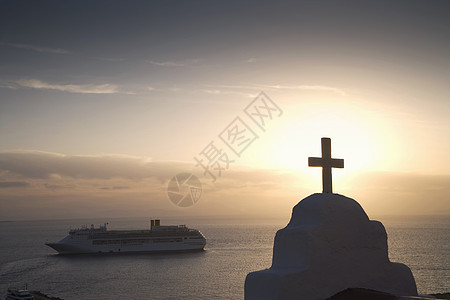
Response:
[0, 216, 449, 299]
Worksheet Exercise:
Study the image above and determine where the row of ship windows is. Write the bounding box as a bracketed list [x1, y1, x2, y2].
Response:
[92, 238, 185, 245]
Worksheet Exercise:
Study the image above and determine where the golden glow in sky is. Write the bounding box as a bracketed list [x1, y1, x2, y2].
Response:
[0, 1, 449, 220]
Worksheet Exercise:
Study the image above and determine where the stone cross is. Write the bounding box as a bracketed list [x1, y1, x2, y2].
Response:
[308, 137, 344, 193]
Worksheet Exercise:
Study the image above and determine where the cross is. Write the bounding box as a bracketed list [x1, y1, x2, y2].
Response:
[308, 137, 344, 193]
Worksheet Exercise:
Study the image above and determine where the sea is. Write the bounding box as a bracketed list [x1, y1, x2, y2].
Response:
[0, 216, 449, 299]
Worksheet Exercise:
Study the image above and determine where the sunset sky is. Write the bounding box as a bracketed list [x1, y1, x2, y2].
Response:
[0, 0, 449, 220]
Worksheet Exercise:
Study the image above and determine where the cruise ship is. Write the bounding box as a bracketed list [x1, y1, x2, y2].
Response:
[46, 220, 206, 254]
[5, 289, 33, 300]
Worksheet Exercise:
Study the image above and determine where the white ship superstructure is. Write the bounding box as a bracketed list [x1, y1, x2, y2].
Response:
[46, 220, 206, 254]
[5, 289, 33, 300]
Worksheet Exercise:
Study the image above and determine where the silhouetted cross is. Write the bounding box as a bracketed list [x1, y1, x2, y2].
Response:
[308, 137, 344, 193]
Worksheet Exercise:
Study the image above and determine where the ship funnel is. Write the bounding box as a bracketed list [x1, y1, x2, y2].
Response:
[150, 219, 160, 228]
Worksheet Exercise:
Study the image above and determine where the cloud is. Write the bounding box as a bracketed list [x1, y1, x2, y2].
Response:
[0, 150, 448, 220]
[259, 84, 348, 96]
[146, 59, 201, 67]
[337, 171, 450, 216]
[99, 186, 131, 190]
[0, 81, 18, 90]
[202, 89, 222, 94]
[0, 151, 189, 181]
[0, 181, 29, 188]
[205, 84, 348, 96]
[0, 151, 297, 194]
[44, 183, 74, 190]
[15, 79, 121, 94]
[204, 84, 262, 90]
[0, 150, 301, 220]
[0, 42, 73, 55]
[147, 60, 186, 67]
[200, 89, 256, 98]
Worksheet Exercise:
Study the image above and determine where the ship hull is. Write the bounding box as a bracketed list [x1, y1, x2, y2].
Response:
[46, 241, 205, 254]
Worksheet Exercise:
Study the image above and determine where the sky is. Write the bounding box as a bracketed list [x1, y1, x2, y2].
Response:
[0, 0, 449, 220]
